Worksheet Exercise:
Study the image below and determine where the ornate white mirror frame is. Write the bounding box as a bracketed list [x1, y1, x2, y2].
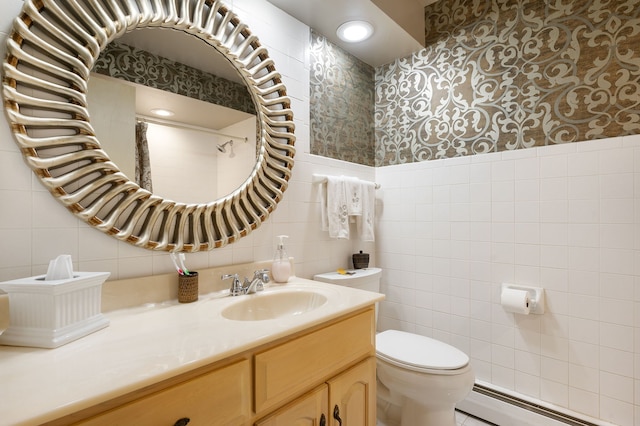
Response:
[2, 0, 295, 252]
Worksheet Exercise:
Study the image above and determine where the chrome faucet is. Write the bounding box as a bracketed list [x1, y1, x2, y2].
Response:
[222, 269, 270, 296]
[222, 273, 244, 296]
[244, 269, 270, 294]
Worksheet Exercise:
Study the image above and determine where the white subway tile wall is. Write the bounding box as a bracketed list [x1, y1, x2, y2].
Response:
[376, 136, 640, 426]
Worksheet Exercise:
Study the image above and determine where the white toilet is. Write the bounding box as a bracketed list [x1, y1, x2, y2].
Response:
[314, 267, 475, 426]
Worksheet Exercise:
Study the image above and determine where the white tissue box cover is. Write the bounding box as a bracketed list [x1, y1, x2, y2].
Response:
[0, 271, 110, 348]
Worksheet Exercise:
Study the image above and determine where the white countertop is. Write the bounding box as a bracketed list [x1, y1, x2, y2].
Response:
[0, 277, 383, 425]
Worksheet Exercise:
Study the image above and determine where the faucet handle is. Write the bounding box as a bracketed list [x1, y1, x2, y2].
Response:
[254, 269, 270, 283]
[221, 273, 243, 296]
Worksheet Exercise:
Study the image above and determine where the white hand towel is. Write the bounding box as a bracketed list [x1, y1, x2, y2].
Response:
[344, 176, 363, 216]
[326, 176, 350, 239]
[319, 180, 329, 232]
[357, 181, 376, 241]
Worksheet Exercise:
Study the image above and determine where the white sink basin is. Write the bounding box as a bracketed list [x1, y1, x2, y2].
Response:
[221, 289, 329, 321]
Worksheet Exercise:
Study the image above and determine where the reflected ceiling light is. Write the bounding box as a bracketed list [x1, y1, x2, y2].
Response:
[336, 20, 374, 43]
[150, 108, 174, 117]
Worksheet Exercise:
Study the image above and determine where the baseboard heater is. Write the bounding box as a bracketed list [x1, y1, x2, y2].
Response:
[457, 382, 614, 426]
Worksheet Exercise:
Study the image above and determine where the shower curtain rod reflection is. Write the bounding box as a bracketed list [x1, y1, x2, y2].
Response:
[136, 114, 248, 143]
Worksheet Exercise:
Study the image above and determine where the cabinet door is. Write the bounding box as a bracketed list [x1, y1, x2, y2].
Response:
[328, 358, 376, 426]
[256, 384, 328, 426]
[78, 359, 251, 426]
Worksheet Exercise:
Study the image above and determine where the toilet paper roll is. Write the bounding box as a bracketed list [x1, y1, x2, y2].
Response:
[501, 288, 530, 314]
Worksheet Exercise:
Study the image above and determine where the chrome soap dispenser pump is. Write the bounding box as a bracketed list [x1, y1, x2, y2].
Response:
[272, 235, 291, 283]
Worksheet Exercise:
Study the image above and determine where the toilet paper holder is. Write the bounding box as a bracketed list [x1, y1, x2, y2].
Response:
[501, 284, 545, 314]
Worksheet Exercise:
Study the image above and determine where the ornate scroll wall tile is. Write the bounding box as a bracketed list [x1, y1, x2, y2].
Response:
[376, 0, 640, 165]
[94, 42, 256, 115]
[310, 31, 375, 166]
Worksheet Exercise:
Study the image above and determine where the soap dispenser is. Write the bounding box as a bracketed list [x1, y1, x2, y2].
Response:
[272, 235, 291, 283]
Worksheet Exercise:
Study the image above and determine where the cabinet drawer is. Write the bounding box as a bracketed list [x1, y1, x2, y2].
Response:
[255, 309, 374, 414]
[79, 359, 251, 425]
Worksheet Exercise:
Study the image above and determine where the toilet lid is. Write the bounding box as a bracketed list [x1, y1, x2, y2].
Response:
[376, 330, 469, 371]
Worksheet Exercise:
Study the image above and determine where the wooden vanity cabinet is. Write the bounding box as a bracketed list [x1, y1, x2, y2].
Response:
[254, 309, 376, 426]
[255, 384, 329, 426]
[59, 307, 376, 426]
[256, 357, 376, 426]
[75, 359, 252, 426]
[254, 309, 374, 414]
[327, 357, 376, 426]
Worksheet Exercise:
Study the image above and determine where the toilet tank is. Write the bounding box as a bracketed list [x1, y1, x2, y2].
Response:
[314, 268, 382, 329]
[313, 267, 381, 293]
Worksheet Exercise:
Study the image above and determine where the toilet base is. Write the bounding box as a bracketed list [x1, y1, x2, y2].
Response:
[377, 380, 459, 426]
[401, 399, 456, 426]
[376, 357, 474, 426]
[377, 401, 400, 426]
[376, 376, 402, 425]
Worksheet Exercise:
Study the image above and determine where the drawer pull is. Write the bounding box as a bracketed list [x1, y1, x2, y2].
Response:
[333, 405, 342, 425]
[174, 418, 190, 426]
[320, 413, 326, 426]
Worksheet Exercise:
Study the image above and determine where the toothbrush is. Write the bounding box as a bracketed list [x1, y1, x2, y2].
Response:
[170, 253, 183, 275]
[178, 253, 190, 275]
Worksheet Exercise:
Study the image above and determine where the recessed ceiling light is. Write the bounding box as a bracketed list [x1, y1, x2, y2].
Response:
[336, 20, 374, 43]
[150, 108, 174, 117]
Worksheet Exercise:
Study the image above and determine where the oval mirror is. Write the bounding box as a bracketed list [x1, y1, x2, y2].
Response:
[2, 0, 296, 252]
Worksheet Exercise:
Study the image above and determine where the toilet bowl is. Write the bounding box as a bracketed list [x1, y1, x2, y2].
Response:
[313, 268, 475, 426]
[377, 330, 474, 426]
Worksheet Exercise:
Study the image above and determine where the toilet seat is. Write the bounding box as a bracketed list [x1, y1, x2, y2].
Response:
[376, 330, 469, 373]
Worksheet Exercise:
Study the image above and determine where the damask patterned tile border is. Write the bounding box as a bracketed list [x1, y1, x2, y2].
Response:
[309, 30, 376, 166]
[375, 0, 640, 166]
[94, 41, 256, 115]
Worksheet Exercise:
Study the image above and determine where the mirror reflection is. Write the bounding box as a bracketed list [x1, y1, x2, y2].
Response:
[88, 28, 258, 204]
